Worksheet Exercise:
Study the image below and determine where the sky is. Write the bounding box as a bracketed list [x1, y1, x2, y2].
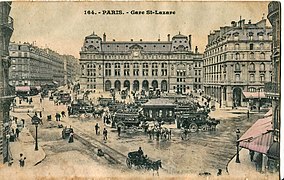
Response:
[10, 1, 270, 58]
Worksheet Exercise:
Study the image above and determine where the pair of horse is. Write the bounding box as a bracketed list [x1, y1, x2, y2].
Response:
[127, 151, 162, 176]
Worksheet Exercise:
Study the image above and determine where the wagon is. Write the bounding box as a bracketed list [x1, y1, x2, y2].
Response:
[126, 151, 144, 168]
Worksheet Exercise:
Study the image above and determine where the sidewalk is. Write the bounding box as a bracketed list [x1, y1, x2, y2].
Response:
[227, 148, 279, 179]
[9, 126, 46, 168]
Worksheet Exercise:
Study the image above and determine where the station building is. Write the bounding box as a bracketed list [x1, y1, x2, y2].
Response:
[203, 18, 272, 107]
[79, 32, 203, 94]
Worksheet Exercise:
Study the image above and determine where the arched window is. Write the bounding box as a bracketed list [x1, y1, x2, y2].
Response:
[260, 52, 265, 59]
[249, 52, 254, 59]
[235, 53, 240, 60]
[249, 63, 255, 71]
[235, 43, 240, 50]
[260, 43, 264, 50]
[260, 63, 265, 71]
[235, 63, 241, 71]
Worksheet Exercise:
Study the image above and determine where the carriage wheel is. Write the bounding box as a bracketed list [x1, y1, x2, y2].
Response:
[126, 158, 132, 169]
[200, 124, 209, 131]
[189, 123, 198, 133]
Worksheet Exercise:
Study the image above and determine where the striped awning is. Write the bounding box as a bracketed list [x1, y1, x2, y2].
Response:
[238, 116, 273, 154]
[15, 86, 30, 92]
[243, 92, 266, 99]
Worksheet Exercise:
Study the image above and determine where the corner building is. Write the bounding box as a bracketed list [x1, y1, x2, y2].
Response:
[8, 42, 79, 87]
[203, 19, 272, 107]
[79, 33, 203, 94]
[0, 2, 13, 163]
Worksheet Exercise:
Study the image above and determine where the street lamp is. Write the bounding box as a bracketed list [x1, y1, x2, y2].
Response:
[34, 121, 39, 151]
[236, 129, 241, 163]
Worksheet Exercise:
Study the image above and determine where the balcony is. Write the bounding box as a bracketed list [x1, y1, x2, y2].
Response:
[1, 16, 14, 32]
[264, 82, 280, 99]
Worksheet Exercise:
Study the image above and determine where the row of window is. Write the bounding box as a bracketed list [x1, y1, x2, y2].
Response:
[207, 32, 272, 47]
[82, 54, 198, 60]
[204, 51, 267, 66]
[204, 62, 270, 74]
[204, 73, 271, 83]
[105, 69, 168, 77]
[205, 40, 271, 57]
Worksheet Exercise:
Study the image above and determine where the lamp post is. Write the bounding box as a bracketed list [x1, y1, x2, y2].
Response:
[236, 129, 241, 163]
[35, 122, 39, 151]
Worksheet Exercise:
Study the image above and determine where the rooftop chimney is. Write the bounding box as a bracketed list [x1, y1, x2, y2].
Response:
[140, 39, 142, 41]
[113, 39, 115, 41]
[188, 35, 192, 50]
[103, 33, 106, 42]
[167, 34, 170, 41]
[131, 39, 133, 41]
[195, 46, 198, 54]
[158, 39, 160, 41]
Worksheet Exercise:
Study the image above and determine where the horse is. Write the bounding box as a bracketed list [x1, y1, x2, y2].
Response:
[146, 160, 162, 176]
[160, 127, 171, 140]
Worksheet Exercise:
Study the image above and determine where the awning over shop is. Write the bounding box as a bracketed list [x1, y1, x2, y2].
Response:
[238, 116, 273, 154]
[15, 86, 30, 92]
[243, 92, 266, 99]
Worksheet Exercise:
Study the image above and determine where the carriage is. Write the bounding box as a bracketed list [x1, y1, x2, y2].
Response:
[126, 151, 162, 175]
[111, 109, 144, 130]
[69, 100, 94, 116]
[176, 112, 220, 132]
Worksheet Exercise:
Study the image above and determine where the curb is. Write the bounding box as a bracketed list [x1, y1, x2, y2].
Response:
[225, 148, 243, 175]
[34, 154, 47, 166]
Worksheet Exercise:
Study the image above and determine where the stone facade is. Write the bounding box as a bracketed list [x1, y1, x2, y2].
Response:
[8, 42, 79, 87]
[0, 2, 13, 163]
[203, 18, 272, 107]
[79, 33, 203, 94]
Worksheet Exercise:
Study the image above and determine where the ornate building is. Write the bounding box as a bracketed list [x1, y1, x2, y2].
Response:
[8, 42, 79, 88]
[265, 1, 280, 171]
[203, 18, 272, 107]
[0, 2, 14, 163]
[79, 33, 203, 94]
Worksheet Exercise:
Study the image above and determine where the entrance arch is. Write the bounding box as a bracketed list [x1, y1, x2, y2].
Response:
[161, 80, 167, 92]
[105, 80, 111, 91]
[233, 87, 242, 107]
[152, 80, 158, 90]
[114, 80, 121, 91]
[124, 80, 130, 91]
[133, 80, 139, 92]
[142, 80, 149, 91]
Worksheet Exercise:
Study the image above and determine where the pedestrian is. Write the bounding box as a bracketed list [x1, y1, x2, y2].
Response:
[217, 169, 222, 176]
[55, 113, 61, 121]
[21, 119, 25, 127]
[61, 111, 66, 117]
[117, 126, 121, 137]
[16, 128, 20, 138]
[68, 132, 74, 143]
[95, 123, 100, 135]
[249, 150, 255, 162]
[103, 128, 108, 141]
[40, 98, 42, 103]
[247, 110, 250, 119]
[39, 111, 42, 118]
[19, 153, 26, 167]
